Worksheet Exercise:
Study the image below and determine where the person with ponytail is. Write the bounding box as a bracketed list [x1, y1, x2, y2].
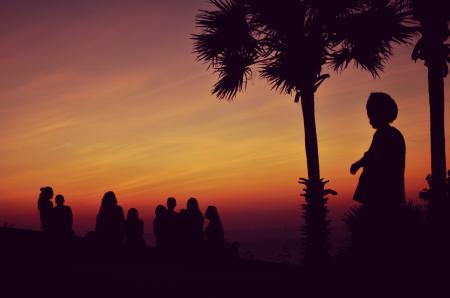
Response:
[37, 186, 54, 233]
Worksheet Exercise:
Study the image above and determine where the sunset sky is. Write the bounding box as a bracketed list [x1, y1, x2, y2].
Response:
[0, 0, 448, 257]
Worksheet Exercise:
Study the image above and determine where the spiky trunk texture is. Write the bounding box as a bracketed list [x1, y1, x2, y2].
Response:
[301, 186, 330, 267]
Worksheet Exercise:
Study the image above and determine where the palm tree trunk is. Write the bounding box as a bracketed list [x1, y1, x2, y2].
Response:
[299, 90, 321, 183]
[299, 89, 329, 267]
[427, 58, 447, 205]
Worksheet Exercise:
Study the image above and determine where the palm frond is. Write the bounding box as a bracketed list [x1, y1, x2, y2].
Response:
[330, 1, 416, 76]
[212, 52, 254, 99]
[260, 32, 327, 94]
[245, 0, 305, 35]
[193, 0, 259, 99]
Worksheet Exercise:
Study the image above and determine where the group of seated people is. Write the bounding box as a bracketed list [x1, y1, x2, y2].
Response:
[37, 187, 230, 257]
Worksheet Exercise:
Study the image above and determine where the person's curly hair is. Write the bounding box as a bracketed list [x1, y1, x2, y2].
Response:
[366, 92, 398, 124]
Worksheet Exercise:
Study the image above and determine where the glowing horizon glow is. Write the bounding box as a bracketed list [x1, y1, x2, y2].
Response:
[0, 1, 448, 243]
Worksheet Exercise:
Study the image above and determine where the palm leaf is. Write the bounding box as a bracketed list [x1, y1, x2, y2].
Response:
[193, 0, 258, 99]
[330, 1, 415, 76]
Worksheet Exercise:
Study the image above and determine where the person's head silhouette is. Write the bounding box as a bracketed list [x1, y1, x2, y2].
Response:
[155, 205, 167, 217]
[366, 92, 398, 129]
[127, 208, 139, 221]
[55, 194, 65, 206]
[187, 197, 199, 211]
[205, 205, 219, 222]
[39, 186, 54, 201]
[167, 197, 176, 211]
[102, 191, 117, 208]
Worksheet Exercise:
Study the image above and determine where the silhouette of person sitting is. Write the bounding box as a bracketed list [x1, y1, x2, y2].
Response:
[166, 197, 180, 250]
[204, 206, 225, 252]
[351, 92, 406, 208]
[125, 208, 146, 249]
[95, 191, 125, 246]
[185, 198, 204, 250]
[52, 194, 73, 238]
[37, 186, 54, 233]
[153, 205, 168, 250]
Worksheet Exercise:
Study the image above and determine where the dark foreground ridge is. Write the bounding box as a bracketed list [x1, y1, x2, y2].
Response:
[1, 222, 448, 298]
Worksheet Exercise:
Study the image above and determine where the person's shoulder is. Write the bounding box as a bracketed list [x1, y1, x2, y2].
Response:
[389, 125, 402, 134]
[389, 126, 405, 140]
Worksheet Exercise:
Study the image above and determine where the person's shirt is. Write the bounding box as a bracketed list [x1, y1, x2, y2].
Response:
[53, 205, 73, 232]
[125, 218, 144, 239]
[38, 198, 53, 213]
[186, 210, 204, 241]
[360, 125, 406, 205]
[38, 199, 53, 231]
[363, 126, 405, 170]
[153, 216, 168, 238]
[96, 205, 125, 235]
[205, 221, 225, 248]
[166, 210, 179, 238]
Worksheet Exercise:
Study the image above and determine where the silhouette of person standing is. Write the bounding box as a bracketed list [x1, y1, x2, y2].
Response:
[185, 198, 204, 250]
[204, 206, 225, 252]
[351, 92, 406, 208]
[125, 208, 145, 249]
[153, 205, 168, 250]
[166, 197, 180, 250]
[37, 186, 54, 233]
[95, 191, 125, 246]
[52, 194, 73, 238]
[167, 197, 177, 215]
[178, 208, 189, 249]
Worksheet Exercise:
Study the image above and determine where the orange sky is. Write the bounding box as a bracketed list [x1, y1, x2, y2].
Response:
[0, 1, 449, 247]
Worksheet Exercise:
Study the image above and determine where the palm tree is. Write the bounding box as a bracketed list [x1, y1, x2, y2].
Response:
[193, 0, 413, 264]
[407, 0, 449, 212]
[193, 0, 412, 189]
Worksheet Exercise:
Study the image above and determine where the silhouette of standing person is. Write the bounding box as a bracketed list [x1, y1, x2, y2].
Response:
[351, 92, 406, 208]
[95, 191, 125, 246]
[153, 205, 168, 251]
[125, 208, 145, 249]
[167, 197, 177, 215]
[178, 208, 189, 249]
[204, 206, 225, 252]
[166, 197, 179, 250]
[52, 194, 73, 238]
[37, 186, 54, 233]
[185, 198, 204, 251]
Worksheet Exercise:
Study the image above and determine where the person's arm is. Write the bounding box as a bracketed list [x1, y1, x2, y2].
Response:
[350, 155, 366, 174]
[350, 131, 379, 174]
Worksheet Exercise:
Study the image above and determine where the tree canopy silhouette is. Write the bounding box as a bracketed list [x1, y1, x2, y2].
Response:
[193, 0, 414, 189]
